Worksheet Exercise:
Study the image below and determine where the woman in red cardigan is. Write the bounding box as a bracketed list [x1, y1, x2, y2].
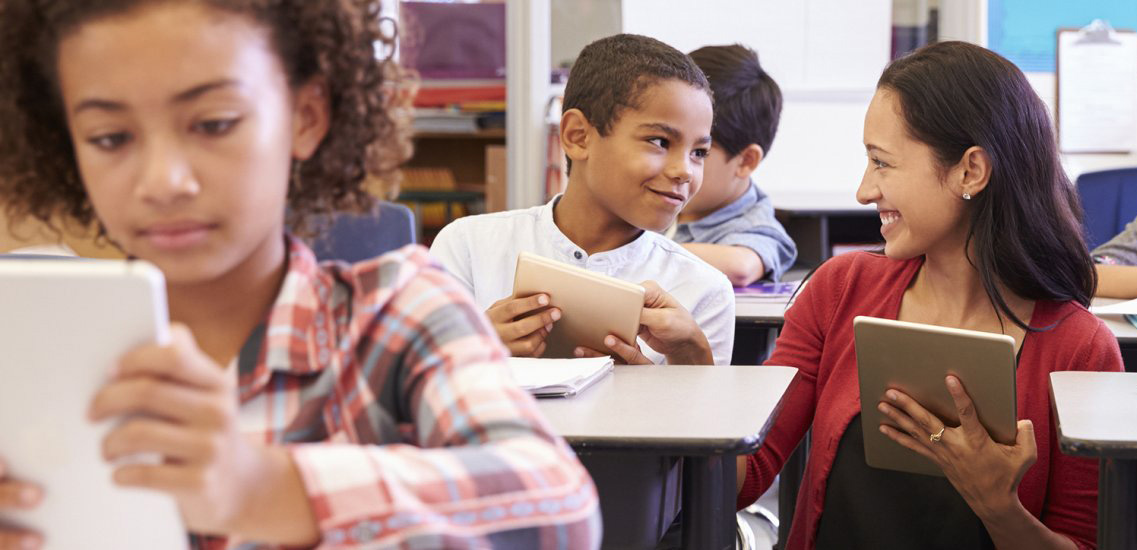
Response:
[736, 42, 1122, 550]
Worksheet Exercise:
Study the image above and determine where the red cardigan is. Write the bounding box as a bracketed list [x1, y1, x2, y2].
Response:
[739, 252, 1122, 550]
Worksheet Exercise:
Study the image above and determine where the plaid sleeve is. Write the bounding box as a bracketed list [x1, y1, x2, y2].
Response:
[288, 248, 600, 549]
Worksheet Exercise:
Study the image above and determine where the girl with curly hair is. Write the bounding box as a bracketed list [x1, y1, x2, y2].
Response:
[0, 1, 600, 548]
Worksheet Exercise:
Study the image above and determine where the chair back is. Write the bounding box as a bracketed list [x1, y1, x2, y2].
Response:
[311, 201, 416, 263]
[1075, 167, 1137, 251]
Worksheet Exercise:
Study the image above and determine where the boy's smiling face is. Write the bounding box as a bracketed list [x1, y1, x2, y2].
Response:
[576, 79, 713, 232]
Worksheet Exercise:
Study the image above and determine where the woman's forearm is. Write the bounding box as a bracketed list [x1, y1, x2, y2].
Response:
[978, 498, 1077, 550]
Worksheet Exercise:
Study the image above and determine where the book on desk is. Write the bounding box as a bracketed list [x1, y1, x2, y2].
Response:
[507, 356, 614, 397]
[734, 280, 801, 304]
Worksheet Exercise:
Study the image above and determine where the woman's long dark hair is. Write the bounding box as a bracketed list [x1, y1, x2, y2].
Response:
[877, 41, 1095, 330]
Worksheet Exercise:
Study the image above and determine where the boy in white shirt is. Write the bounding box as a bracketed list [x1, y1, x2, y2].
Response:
[431, 33, 735, 365]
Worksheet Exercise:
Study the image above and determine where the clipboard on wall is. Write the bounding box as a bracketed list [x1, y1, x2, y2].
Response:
[1056, 20, 1137, 154]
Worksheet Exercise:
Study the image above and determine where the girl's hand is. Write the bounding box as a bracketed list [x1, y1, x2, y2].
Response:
[0, 460, 43, 549]
[88, 324, 269, 537]
[877, 375, 1037, 519]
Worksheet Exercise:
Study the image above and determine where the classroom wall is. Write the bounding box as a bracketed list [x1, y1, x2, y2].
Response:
[984, 0, 1137, 182]
[620, 0, 892, 205]
[1025, 71, 1137, 182]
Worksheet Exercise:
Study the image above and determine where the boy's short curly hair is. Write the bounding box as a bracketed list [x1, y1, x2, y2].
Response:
[0, 0, 413, 232]
[688, 44, 782, 158]
[561, 33, 710, 173]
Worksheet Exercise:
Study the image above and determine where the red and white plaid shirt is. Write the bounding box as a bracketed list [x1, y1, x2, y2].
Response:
[191, 237, 599, 549]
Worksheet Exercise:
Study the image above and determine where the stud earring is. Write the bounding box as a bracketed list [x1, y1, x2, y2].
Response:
[962, 192, 971, 200]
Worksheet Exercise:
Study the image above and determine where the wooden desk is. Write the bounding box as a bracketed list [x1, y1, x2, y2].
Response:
[1050, 371, 1137, 549]
[537, 365, 798, 550]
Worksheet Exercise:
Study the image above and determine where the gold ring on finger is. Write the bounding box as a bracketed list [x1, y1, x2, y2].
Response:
[929, 427, 946, 443]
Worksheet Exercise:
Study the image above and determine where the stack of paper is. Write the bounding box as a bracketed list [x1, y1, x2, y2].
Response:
[506, 356, 614, 397]
[1090, 298, 1137, 316]
[734, 280, 801, 304]
[1089, 298, 1137, 329]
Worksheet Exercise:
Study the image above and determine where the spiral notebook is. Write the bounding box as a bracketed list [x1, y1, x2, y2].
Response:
[506, 356, 614, 397]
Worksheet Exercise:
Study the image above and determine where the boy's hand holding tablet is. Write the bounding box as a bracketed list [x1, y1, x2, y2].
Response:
[486, 293, 563, 358]
[510, 253, 712, 365]
[573, 281, 713, 366]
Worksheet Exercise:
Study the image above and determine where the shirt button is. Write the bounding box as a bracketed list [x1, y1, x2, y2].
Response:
[573, 251, 583, 260]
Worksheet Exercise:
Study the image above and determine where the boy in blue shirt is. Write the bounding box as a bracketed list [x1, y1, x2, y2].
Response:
[673, 45, 797, 285]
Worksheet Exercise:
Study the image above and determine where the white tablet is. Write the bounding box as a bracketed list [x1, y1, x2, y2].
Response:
[854, 316, 1017, 477]
[0, 258, 187, 549]
[512, 252, 645, 359]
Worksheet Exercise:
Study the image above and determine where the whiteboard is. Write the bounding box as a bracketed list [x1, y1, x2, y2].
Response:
[620, 0, 891, 93]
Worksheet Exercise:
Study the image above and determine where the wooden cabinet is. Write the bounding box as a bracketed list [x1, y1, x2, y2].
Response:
[400, 130, 507, 244]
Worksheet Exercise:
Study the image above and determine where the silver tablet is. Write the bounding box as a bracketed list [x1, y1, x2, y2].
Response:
[0, 258, 187, 549]
[512, 252, 645, 359]
[854, 315, 1017, 477]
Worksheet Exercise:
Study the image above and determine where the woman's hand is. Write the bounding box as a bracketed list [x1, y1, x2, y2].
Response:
[0, 460, 43, 549]
[88, 324, 317, 544]
[877, 375, 1037, 519]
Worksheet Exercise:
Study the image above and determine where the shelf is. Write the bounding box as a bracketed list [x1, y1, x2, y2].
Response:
[413, 129, 506, 140]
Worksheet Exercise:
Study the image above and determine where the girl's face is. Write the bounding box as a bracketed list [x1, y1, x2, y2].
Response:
[856, 89, 968, 260]
[56, 2, 326, 286]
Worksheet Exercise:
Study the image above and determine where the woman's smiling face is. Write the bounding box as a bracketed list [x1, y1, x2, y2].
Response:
[856, 88, 969, 260]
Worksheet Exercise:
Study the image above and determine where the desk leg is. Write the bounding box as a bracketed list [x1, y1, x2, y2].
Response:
[1098, 457, 1137, 549]
[681, 455, 735, 550]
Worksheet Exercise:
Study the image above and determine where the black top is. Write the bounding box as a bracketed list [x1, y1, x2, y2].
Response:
[814, 415, 995, 550]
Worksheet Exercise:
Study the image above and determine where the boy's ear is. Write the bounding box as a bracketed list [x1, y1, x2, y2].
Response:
[560, 108, 594, 165]
[734, 144, 765, 180]
[291, 77, 331, 161]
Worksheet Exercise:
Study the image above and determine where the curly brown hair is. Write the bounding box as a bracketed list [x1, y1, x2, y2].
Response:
[0, 0, 413, 234]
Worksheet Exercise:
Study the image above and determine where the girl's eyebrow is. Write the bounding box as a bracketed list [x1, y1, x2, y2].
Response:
[170, 79, 241, 103]
[72, 79, 242, 115]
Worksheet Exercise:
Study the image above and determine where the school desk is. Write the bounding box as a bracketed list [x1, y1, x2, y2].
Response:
[536, 364, 798, 550]
[771, 190, 879, 269]
[739, 296, 1137, 345]
[1050, 371, 1137, 550]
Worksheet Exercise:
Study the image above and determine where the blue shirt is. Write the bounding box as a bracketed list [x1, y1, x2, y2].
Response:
[673, 180, 797, 281]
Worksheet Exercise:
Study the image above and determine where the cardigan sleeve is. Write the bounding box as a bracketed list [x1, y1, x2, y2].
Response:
[1040, 321, 1123, 549]
[737, 258, 846, 509]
